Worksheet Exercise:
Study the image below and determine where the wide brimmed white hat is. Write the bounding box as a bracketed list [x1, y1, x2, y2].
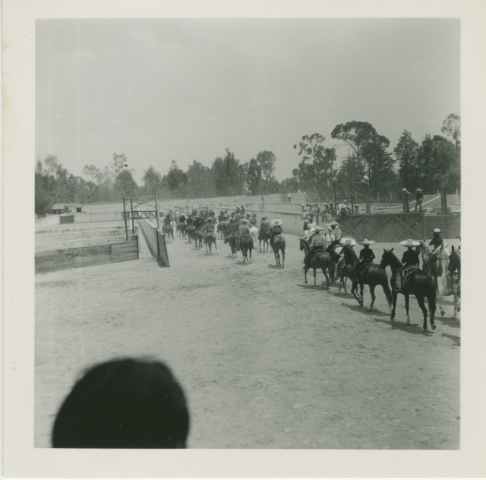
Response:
[358, 239, 375, 245]
[326, 221, 340, 228]
[431, 228, 442, 234]
[314, 226, 323, 231]
[340, 237, 356, 246]
[271, 218, 282, 226]
[400, 239, 420, 247]
[416, 188, 423, 191]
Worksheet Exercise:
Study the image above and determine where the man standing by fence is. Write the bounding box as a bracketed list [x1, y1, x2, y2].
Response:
[415, 188, 423, 212]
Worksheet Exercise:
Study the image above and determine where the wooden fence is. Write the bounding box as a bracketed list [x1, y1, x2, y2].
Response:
[339, 213, 460, 242]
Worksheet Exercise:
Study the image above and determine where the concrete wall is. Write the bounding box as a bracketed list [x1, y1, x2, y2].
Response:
[35, 215, 60, 232]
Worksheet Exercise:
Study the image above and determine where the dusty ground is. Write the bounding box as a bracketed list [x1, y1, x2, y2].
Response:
[35, 230, 460, 449]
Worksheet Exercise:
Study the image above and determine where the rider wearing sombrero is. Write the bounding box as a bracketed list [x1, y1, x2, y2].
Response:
[270, 218, 283, 247]
[163, 213, 172, 227]
[351, 239, 375, 279]
[237, 218, 253, 250]
[259, 216, 270, 243]
[303, 225, 325, 270]
[395, 239, 421, 291]
[326, 221, 342, 242]
[429, 228, 444, 251]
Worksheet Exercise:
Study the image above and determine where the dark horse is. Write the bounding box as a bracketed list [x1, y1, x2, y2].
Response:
[239, 235, 253, 263]
[259, 228, 271, 252]
[185, 225, 195, 243]
[205, 230, 217, 255]
[162, 224, 174, 243]
[299, 238, 333, 288]
[448, 245, 461, 318]
[380, 249, 437, 331]
[193, 229, 204, 249]
[225, 233, 238, 259]
[341, 244, 392, 312]
[272, 235, 286, 268]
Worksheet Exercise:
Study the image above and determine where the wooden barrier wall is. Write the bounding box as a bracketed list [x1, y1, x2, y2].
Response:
[35, 235, 139, 274]
[137, 219, 170, 267]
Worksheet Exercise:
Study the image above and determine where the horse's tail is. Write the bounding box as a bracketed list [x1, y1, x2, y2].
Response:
[425, 277, 437, 313]
[380, 268, 393, 309]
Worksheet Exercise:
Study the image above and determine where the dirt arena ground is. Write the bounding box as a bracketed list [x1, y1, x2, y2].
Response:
[35, 229, 460, 449]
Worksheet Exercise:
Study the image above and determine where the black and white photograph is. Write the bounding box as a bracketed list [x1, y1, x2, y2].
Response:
[4, 0, 486, 477]
[33, 17, 461, 450]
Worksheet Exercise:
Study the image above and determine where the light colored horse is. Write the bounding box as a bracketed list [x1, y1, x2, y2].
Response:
[419, 242, 449, 317]
[249, 226, 259, 251]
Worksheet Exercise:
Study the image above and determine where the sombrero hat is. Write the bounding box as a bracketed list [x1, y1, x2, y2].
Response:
[314, 225, 323, 231]
[400, 239, 420, 247]
[340, 237, 356, 246]
[326, 221, 340, 228]
[416, 188, 423, 191]
[271, 218, 282, 227]
[358, 239, 375, 245]
[431, 228, 442, 234]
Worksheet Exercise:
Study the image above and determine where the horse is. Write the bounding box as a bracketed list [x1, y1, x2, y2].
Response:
[299, 238, 333, 288]
[185, 225, 195, 243]
[272, 235, 286, 268]
[239, 235, 253, 263]
[341, 244, 392, 312]
[380, 249, 437, 330]
[259, 228, 271, 252]
[217, 221, 228, 239]
[225, 233, 238, 259]
[162, 223, 174, 243]
[176, 222, 187, 239]
[205, 230, 217, 255]
[249, 226, 259, 252]
[325, 239, 342, 282]
[418, 242, 449, 317]
[448, 245, 461, 318]
[193, 229, 204, 249]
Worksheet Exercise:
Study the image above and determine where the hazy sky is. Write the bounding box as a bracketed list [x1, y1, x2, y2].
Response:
[36, 19, 460, 181]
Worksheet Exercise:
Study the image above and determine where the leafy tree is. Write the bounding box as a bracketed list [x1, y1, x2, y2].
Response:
[394, 130, 420, 191]
[115, 170, 138, 197]
[292, 133, 336, 200]
[212, 149, 246, 196]
[279, 177, 299, 193]
[441, 113, 461, 151]
[82, 165, 103, 184]
[35, 160, 56, 216]
[246, 158, 262, 195]
[186, 160, 216, 198]
[166, 160, 188, 192]
[142, 166, 162, 195]
[256, 150, 276, 182]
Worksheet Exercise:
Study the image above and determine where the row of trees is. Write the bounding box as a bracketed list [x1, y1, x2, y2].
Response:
[35, 114, 460, 216]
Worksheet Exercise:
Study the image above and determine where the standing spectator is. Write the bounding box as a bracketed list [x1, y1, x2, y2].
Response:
[301, 204, 307, 218]
[415, 188, 424, 212]
[288, 193, 292, 203]
[402, 188, 411, 213]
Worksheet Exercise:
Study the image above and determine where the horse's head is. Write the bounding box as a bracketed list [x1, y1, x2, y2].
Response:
[299, 238, 307, 251]
[448, 246, 461, 274]
[380, 248, 394, 269]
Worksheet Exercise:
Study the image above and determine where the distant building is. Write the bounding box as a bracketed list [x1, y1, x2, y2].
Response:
[50, 203, 83, 214]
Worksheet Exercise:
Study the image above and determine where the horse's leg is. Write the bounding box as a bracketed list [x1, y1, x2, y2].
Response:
[249, 248, 252, 263]
[391, 290, 398, 321]
[428, 291, 436, 329]
[313, 268, 317, 287]
[351, 281, 362, 306]
[359, 283, 365, 308]
[304, 267, 308, 284]
[369, 284, 376, 311]
[436, 275, 445, 317]
[282, 249, 285, 269]
[416, 294, 430, 330]
[404, 293, 411, 324]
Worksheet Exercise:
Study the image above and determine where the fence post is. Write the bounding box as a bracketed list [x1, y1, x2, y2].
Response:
[441, 187, 448, 215]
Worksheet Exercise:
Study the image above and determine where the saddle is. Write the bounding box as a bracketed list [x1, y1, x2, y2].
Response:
[310, 246, 325, 261]
[395, 266, 420, 292]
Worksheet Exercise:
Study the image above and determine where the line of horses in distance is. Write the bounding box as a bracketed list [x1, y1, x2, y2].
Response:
[163, 214, 460, 333]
